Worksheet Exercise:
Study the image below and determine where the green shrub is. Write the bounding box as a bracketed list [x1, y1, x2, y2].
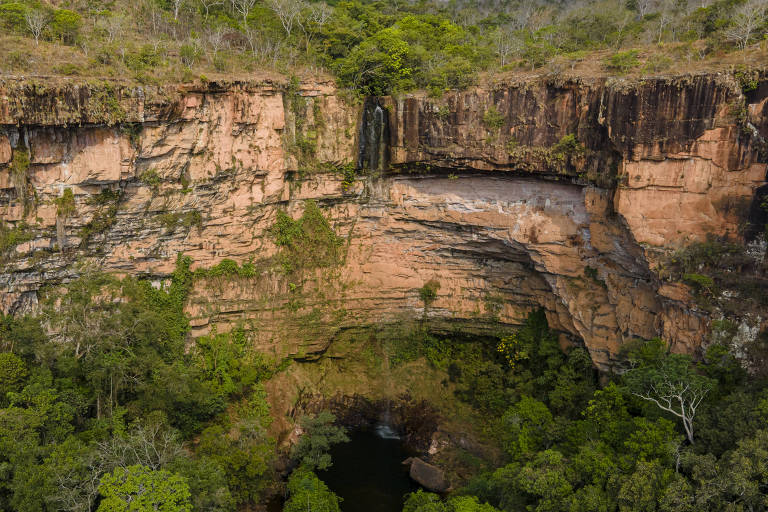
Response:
[180, 44, 199, 68]
[124, 45, 161, 72]
[605, 50, 640, 72]
[683, 273, 715, 290]
[271, 200, 344, 272]
[0, 221, 32, 257]
[55, 188, 76, 218]
[53, 63, 82, 75]
[418, 279, 441, 307]
[483, 106, 505, 131]
[552, 134, 585, 157]
[735, 70, 759, 93]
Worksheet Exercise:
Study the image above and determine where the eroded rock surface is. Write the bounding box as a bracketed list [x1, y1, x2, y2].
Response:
[0, 74, 765, 370]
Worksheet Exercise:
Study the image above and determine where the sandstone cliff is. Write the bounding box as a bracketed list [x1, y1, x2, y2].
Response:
[0, 73, 765, 370]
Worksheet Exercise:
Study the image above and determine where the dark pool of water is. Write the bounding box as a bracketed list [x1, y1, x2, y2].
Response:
[319, 425, 420, 512]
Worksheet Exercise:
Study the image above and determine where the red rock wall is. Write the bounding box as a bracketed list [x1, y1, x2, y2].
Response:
[0, 74, 765, 370]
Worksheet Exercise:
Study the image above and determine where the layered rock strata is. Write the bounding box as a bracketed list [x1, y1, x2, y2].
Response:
[0, 73, 765, 370]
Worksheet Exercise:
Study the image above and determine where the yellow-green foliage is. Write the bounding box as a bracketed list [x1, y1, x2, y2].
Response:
[10, 146, 30, 203]
[271, 200, 344, 273]
[483, 106, 505, 131]
[55, 188, 76, 218]
[0, 221, 32, 258]
[419, 279, 441, 307]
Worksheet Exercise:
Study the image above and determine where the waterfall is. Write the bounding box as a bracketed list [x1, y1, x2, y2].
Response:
[357, 98, 390, 172]
[375, 340, 401, 440]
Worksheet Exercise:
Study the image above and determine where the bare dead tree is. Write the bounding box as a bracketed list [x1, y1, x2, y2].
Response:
[724, 0, 768, 50]
[206, 26, 229, 58]
[171, 0, 186, 20]
[633, 379, 709, 444]
[198, 0, 223, 19]
[97, 13, 126, 44]
[627, 353, 713, 445]
[267, 0, 306, 38]
[493, 27, 523, 67]
[298, 2, 331, 53]
[25, 9, 49, 45]
[635, 0, 657, 18]
[231, 0, 258, 25]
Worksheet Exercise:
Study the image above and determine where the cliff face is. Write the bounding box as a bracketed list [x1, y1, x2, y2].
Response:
[0, 73, 765, 370]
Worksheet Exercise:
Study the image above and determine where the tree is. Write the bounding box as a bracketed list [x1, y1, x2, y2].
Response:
[171, 0, 185, 21]
[283, 469, 341, 512]
[492, 27, 523, 67]
[267, 0, 306, 37]
[197, 0, 223, 19]
[298, 2, 331, 54]
[97, 464, 192, 512]
[403, 490, 447, 512]
[290, 411, 348, 471]
[0, 352, 27, 400]
[230, 0, 257, 25]
[24, 9, 48, 45]
[724, 0, 767, 50]
[624, 340, 714, 444]
[501, 396, 555, 459]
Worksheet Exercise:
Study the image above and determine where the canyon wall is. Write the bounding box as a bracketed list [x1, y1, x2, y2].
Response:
[0, 73, 765, 370]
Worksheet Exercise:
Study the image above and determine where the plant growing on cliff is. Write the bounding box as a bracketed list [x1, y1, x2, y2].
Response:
[54, 188, 76, 218]
[10, 146, 30, 209]
[79, 189, 122, 246]
[271, 200, 344, 273]
[418, 279, 441, 310]
[0, 220, 33, 260]
[482, 106, 505, 132]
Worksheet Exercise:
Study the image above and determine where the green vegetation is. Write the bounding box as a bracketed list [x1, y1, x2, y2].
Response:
[404, 490, 499, 512]
[290, 411, 349, 471]
[605, 49, 641, 73]
[482, 106, 505, 132]
[271, 200, 344, 273]
[10, 146, 30, 208]
[377, 310, 768, 512]
[1, 0, 766, 90]
[666, 235, 768, 312]
[283, 468, 341, 512]
[54, 188, 76, 218]
[0, 220, 32, 258]
[78, 189, 122, 246]
[419, 279, 441, 309]
[195, 258, 258, 278]
[157, 210, 204, 233]
[97, 465, 192, 512]
[0, 254, 277, 511]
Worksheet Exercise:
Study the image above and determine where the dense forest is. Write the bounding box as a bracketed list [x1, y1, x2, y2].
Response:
[1, 0, 767, 92]
[1, 202, 768, 511]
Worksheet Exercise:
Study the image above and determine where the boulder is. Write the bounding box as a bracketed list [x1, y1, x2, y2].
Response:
[404, 457, 449, 493]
